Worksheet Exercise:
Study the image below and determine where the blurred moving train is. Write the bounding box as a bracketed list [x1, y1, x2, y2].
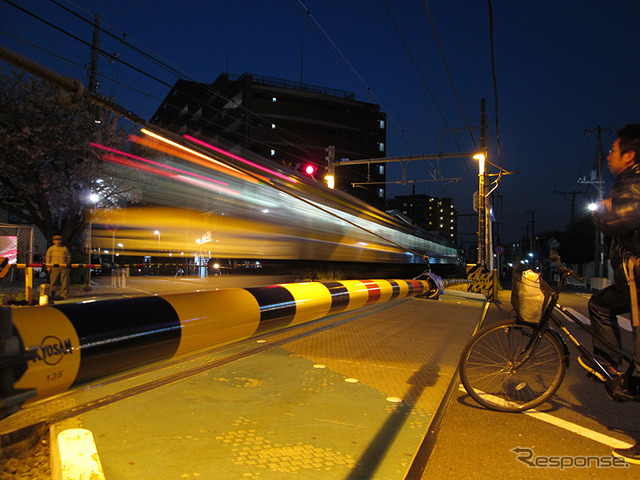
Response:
[90, 128, 463, 279]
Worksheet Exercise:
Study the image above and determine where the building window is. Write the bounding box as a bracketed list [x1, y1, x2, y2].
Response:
[270, 149, 276, 156]
[377, 188, 384, 198]
[272, 97, 277, 102]
[378, 142, 385, 152]
[378, 165, 384, 175]
[379, 119, 385, 129]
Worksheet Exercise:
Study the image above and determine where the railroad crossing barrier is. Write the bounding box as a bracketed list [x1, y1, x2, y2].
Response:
[0, 276, 444, 417]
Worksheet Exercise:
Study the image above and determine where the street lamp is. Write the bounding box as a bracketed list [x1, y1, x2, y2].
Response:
[473, 153, 486, 175]
[85, 192, 102, 290]
[154, 230, 161, 259]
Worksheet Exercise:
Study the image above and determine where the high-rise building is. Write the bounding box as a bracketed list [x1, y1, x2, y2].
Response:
[387, 194, 458, 243]
[150, 73, 387, 208]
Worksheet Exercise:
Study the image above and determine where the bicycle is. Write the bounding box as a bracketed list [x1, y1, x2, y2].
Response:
[459, 253, 640, 412]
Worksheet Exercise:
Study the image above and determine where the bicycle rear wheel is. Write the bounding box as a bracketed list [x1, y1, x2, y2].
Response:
[459, 320, 566, 412]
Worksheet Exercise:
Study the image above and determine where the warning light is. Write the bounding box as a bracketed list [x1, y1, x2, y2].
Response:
[303, 164, 317, 175]
[325, 174, 335, 189]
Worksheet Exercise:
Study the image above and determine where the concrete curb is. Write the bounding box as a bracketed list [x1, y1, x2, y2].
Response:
[50, 426, 105, 480]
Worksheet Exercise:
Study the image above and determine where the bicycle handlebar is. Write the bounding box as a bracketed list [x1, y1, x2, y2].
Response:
[547, 250, 585, 285]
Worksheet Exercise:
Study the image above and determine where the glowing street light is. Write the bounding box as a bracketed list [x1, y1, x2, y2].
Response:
[473, 153, 486, 175]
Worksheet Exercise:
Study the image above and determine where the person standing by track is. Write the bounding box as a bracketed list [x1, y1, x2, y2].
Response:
[45, 234, 70, 300]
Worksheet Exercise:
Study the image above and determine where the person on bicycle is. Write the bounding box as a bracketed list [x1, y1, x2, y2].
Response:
[587, 123, 640, 464]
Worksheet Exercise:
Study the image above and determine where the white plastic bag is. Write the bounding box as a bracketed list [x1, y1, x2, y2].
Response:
[511, 268, 551, 323]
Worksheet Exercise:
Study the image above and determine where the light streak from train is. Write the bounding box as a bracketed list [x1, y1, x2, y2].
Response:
[90, 143, 241, 197]
[89, 128, 460, 265]
[183, 134, 298, 184]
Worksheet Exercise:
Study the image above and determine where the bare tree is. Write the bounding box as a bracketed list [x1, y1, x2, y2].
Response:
[0, 68, 140, 249]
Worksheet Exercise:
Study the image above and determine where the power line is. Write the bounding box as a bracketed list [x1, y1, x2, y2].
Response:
[422, 0, 477, 150]
[290, 0, 427, 158]
[381, 0, 454, 137]
[487, 0, 503, 178]
[7, 0, 334, 166]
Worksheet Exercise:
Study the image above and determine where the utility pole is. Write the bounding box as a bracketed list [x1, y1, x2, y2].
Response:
[477, 98, 489, 269]
[89, 14, 100, 93]
[595, 126, 605, 277]
[325, 145, 335, 189]
[553, 190, 584, 227]
[527, 210, 535, 265]
[583, 126, 611, 278]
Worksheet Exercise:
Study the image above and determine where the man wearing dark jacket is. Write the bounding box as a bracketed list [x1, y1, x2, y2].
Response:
[586, 124, 640, 464]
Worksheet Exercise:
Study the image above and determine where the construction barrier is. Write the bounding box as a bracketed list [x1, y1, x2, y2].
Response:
[466, 264, 498, 301]
[7, 277, 442, 407]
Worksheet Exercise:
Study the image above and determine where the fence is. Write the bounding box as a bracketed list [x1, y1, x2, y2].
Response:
[0, 223, 34, 288]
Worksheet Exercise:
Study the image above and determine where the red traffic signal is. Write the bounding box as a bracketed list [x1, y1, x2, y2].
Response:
[303, 164, 317, 175]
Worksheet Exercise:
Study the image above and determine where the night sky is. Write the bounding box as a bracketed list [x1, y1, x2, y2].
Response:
[3, 0, 640, 249]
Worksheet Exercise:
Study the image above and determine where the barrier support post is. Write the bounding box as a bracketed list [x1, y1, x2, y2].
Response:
[491, 269, 498, 302]
[24, 267, 33, 305]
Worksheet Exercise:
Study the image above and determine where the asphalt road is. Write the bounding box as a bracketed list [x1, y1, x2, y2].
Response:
[422, 288, 640, 478]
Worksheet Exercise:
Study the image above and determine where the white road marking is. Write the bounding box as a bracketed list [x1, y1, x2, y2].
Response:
[458, 385, 634, 449]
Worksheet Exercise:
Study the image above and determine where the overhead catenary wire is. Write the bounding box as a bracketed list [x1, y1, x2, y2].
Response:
[3, 0, 376, 194]
[0, 29, 166, 105]
[422, 0, 477, 151]
[381, 0, 477, 194]
[381, 0, 456, 142]
[8, 0, 334, 167]
[290, 0, 427, 158]
[486, 0, 504, 193]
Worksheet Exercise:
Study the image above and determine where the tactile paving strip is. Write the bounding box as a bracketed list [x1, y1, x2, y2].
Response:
[68, 295, 485, 479]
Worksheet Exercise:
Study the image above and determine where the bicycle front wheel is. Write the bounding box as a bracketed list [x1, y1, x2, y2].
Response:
[459, 320, 566, 412]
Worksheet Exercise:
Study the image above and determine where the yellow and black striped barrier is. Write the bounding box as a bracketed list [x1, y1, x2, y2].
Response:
[465, 264, 498, 301]
[9, 263, 103, 269]
[0, 257, 9, 279]
[9, 277, 442, 403]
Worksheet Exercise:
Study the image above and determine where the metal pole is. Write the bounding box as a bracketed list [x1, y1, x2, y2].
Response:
[595, 126, 604, 278]
[477, 98, 488, 268]
[89, 14, 100, 93]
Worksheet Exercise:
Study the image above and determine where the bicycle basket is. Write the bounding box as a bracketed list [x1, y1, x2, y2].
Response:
[511, 266, 554, 323]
